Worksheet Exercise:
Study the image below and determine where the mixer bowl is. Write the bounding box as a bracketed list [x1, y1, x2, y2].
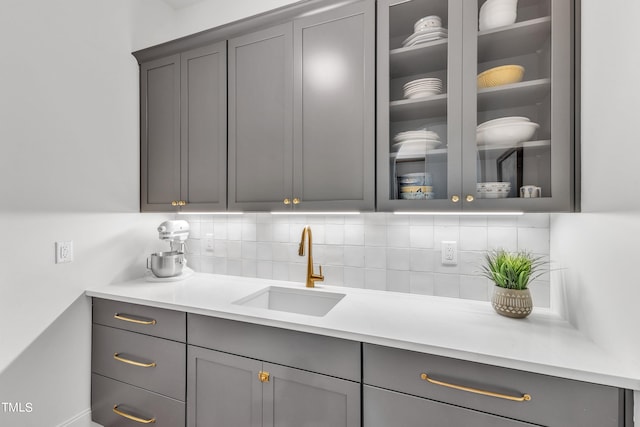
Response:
[148, 251, 186, 278]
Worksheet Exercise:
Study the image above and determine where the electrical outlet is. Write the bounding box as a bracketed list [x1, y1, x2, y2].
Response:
[55, 241, 74, 264]
[441, 241, 457, 265]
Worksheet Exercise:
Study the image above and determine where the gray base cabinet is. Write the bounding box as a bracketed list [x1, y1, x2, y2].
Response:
[187, 314, 361, 427]
[188, 346, 360, 427]
[364, 385, 537, 427]
[91, 299, 186, 427]
[363, 343, 631, 427]
[91, 297, 633, 427]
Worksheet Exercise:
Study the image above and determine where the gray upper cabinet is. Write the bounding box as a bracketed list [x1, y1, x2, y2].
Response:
[141, 54, 181, 211]
[377, 0, 577, 212]
[140, 42, 227, 212]
[229, 0, 375, 212]
[228, 24, 294, 212]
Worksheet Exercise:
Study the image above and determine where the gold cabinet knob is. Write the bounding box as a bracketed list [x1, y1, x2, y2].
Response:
[293, 197, 300, 205]
[466, 195, 475, 202]
[258, 371, 270, 383]
[171, 201, 178, 206]
[283, 198, 291, 205]
[451, 195, 460, 203]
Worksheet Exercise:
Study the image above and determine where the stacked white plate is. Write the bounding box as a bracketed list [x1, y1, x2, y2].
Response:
[402, 26, 448, 47]
[392, 129, 442, 158]
[403, 78, 443, 99]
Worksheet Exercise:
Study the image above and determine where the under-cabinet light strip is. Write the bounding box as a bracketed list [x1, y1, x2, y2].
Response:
[271, 211, 361, 215]
[177, 212, 244, 215]
[394, 211, 524, 216]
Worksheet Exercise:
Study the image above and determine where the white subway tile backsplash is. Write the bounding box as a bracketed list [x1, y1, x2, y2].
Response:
[487, 227, 518, 252]
[184, 213, 550, 307]
[344, 246, 365, 268]
[387, 225, 410, 248]
[387, 270, 410, 293]
[433, 273, 460, 298]
[364, 268, 386, 291]
[518, 227, 550, 254]
[364, 225, 387, 246]
[410, 249, 434, 272]
[459, 226, 488, 251]
[365, 246, 387, 269]
[325, 224, 345, 245]
[460, 275, 489, 301]
[410, 271, 434, 295]
[227, 222, 242, 241]
[387, 248, 411, 271]
[344, 224, 365, 245]
[343, 267, 365, 288]
[409, 226, 434, 249]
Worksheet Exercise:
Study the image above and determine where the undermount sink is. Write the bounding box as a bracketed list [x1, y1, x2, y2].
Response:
[233, 286, 345, 317]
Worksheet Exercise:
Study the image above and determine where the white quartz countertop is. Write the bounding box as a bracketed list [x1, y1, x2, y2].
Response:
[86, 272, 640, 390]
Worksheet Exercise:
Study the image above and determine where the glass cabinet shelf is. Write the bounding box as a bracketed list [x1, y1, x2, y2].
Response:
[390, 40, 448, 77]
[477, 78, 550, 111]
[478, 17, 551, 62]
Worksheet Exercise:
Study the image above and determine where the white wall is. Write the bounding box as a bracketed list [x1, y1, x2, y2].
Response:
[551, 0, 640, 368]
[0, 1, 174, 425]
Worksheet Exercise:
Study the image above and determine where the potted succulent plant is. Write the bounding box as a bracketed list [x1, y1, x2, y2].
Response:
[481, 249, 546, 318]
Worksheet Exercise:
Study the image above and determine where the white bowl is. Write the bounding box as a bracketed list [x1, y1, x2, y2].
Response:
[480, 11, 517, 30]
[476, 121, 539, 146]
[477, 116, 530, 129]
[477, 182, 511, 191]
[479, 0, 518, 30]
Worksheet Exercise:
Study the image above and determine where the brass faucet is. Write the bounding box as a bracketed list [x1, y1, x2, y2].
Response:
[298, 225, 324, 287]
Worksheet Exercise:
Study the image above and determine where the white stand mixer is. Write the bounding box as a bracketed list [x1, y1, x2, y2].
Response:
[146, 220, 193, 281]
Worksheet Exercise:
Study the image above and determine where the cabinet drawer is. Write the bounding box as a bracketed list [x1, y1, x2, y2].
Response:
[364, 385, 536, 427]
[188, 314, 360, 381]
[363, 344, 623, 427]
[91, 373, 185, 427]
[93, 298, 186, 342]
[92, 324, 186, 401]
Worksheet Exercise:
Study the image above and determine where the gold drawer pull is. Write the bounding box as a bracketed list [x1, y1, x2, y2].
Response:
[113, 353, 157, 368]
[420, 373, 531, 402]
[113, 313, 157, 326]
[113, 405, 156, 424]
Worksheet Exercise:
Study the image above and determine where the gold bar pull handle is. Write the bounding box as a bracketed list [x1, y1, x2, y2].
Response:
[420, 373, 531, 402]
[114, 353, 157, 368]
[113, 405, 156, 424]
[113, 313, 157, 326]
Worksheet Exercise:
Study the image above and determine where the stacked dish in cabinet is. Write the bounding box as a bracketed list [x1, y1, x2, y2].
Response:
[474, 0, 554, 200]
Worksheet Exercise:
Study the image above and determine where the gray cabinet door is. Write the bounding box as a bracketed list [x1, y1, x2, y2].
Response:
[292, 0, 375, 211]
[187, 346, 262, 427]
[228, 24, 294, 212]
[180, 42, 227, 212]
[264, 363, 361, 427]
[364, 385, 537, 427]
[141, 54, 181, 212]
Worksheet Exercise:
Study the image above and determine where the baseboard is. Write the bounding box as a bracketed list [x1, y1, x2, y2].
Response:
[55, 408, 97, 427]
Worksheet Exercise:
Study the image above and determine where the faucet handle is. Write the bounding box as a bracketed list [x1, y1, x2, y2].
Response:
[313, 264, 324, 281]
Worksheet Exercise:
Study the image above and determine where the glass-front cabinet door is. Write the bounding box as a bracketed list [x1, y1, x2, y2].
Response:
[462, 0, 574, 211]
[377, 0, 464, 211]
[377, 0, 576, 212]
